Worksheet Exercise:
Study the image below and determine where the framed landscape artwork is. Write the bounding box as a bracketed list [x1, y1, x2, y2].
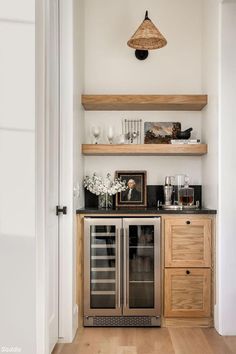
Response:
[144, 122, 181, 144]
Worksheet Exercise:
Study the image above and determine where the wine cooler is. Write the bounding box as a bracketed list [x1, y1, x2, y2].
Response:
[84, 217, 161, 327]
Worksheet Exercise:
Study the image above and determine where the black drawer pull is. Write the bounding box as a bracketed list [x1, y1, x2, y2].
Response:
[186, 220, 191, 225]
[186, 270, 191, 275]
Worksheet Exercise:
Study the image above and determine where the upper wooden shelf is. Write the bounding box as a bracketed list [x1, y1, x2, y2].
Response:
[82, 144, 208, 156]
[81, 94, 208, 111]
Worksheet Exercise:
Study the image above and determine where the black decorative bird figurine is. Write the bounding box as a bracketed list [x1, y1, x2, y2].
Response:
[176, 127, 193, 139]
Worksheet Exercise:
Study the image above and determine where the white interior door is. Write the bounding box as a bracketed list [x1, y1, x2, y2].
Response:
[46, 0, 60, 351]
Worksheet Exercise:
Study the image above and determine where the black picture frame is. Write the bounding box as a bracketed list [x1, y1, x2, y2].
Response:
[115, 170, 147, 208]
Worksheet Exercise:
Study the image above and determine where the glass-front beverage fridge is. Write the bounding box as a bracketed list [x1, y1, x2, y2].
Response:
[84, 217, 161, 326]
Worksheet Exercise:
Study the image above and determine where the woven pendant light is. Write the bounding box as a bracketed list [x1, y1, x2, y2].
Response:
[127, 11, 167, 60]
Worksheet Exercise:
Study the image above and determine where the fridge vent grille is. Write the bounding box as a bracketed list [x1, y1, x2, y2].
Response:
[92, 316, 152, 327]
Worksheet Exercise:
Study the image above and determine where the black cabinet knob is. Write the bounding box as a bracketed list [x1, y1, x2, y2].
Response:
[186, 270, 191, 275]
[186, 220, 191, 225]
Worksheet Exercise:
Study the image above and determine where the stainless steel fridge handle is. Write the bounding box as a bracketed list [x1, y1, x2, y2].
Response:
[123, 228, 127, 308]
[116, 228, 121, 309]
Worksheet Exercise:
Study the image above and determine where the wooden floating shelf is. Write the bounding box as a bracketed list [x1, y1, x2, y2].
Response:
[82, 144, 208, 156]
[82, 94, 208, 111]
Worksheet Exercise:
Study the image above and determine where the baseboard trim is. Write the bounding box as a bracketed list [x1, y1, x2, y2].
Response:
[162, 317, 214, 327]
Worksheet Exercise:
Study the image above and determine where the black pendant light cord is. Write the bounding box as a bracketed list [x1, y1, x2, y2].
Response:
[145, 10, 150, 20]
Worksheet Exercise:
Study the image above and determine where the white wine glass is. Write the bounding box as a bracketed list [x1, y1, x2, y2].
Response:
[92, 126, 101, 144]
[107, 126, 114, 144]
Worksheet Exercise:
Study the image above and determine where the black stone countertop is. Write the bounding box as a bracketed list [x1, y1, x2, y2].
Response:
[76, 208, 217, 215]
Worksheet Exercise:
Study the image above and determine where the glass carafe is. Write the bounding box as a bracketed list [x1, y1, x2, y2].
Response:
[174, 174, 186, 205]
[178, 177, 194, 206]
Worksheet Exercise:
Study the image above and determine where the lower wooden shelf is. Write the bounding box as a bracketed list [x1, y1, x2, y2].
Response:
[82, 144, 208, 156]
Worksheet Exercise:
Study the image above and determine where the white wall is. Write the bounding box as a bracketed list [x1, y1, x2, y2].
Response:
[83, 0, 204, 186]
[217, 1, 236, 335]
[202, 0, 236, 335]
[84, 0, 203, 94]
[201, 0, 220, 334]
[0, 1, 36, 353]
[202, 0, 219, 209]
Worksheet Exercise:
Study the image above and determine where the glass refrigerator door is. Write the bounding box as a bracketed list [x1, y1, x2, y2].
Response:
[123, 218, 161, 316]
[84, 218, 122, 316]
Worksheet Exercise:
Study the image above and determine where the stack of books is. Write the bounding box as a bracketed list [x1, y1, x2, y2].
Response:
[171, 139, 200, 145]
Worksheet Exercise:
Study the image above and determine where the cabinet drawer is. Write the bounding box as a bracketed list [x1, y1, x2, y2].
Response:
[164, 268, 211, 318]
[164, 218, 212, 267]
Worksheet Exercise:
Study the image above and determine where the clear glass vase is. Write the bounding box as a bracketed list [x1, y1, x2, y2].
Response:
[98, 193, 113, 209]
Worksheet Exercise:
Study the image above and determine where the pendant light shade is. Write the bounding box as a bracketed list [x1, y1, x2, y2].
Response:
[127, 11, 167, 60]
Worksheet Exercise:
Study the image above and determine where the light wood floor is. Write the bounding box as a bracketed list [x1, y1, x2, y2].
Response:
[53, 327, 236, 354]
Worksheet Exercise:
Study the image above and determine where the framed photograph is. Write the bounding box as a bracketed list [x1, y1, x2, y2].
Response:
[144, 122, 181, 144]
[115, 171, 147, 208]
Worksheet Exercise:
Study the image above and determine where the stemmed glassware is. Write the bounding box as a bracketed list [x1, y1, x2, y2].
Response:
[92, 126, 101, 144]
[107, 126, 114, 144]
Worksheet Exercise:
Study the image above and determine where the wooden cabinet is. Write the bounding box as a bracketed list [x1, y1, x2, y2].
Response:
[165, 218, 212, 268]
[163, 216, 214, 326]
[164, 268, 211, 318]
[77, 213, 215, 327]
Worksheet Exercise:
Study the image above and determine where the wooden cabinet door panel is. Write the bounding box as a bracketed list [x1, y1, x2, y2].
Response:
[165, 218, 211, 267]
[164, 268, 211, 318]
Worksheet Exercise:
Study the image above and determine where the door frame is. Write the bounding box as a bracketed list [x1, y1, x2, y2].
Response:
[35, 0, 47, 352]
[36, 0, 76, 353]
